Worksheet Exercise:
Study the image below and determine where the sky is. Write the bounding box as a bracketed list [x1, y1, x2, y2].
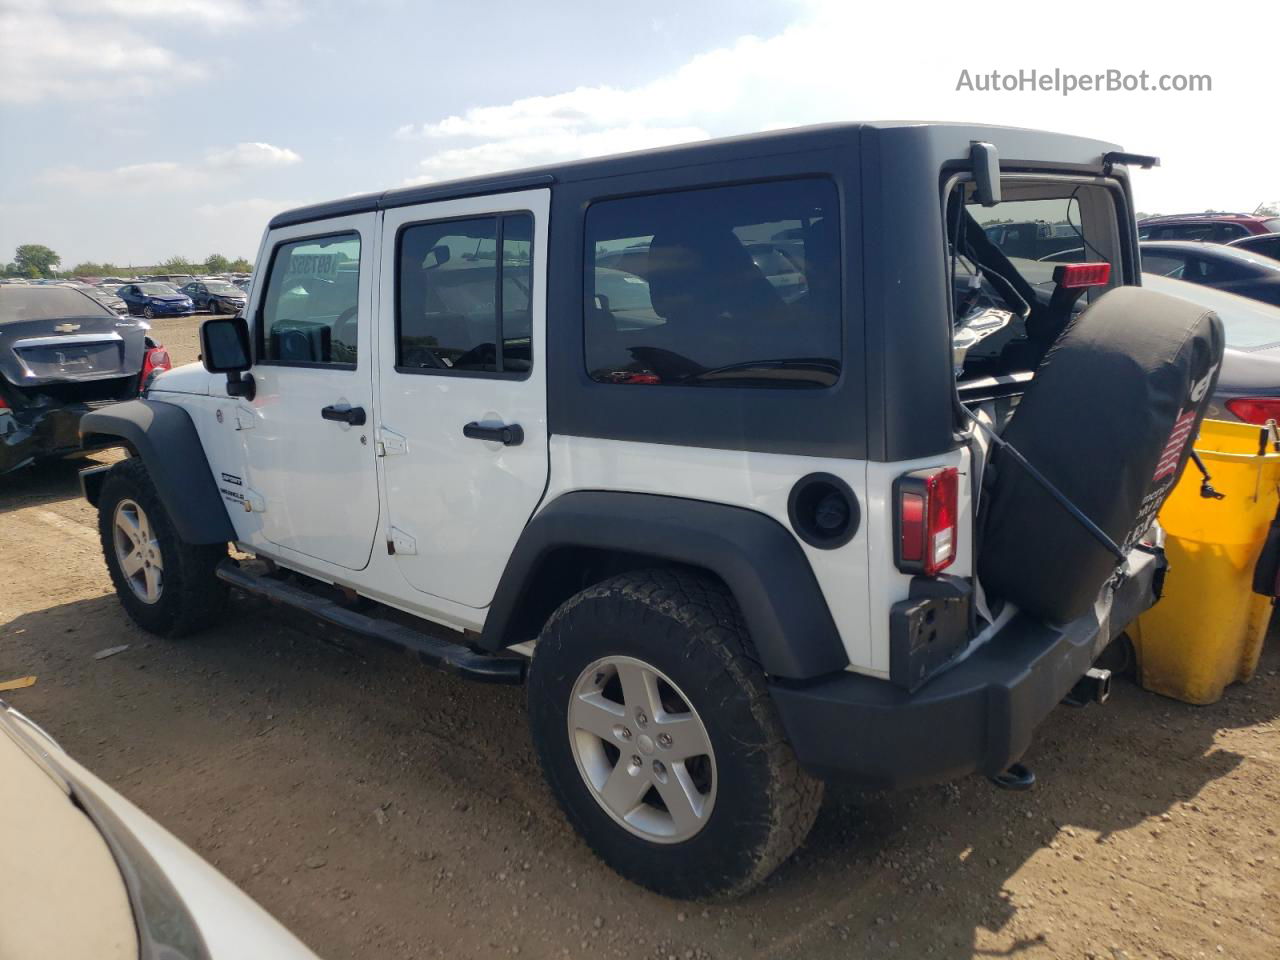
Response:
[1, 0, 1276, 269]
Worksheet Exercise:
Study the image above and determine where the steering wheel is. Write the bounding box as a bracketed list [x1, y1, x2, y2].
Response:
[333, 306, 359, 351]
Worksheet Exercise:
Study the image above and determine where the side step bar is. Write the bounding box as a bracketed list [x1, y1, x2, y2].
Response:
[216, 560, 524, 684]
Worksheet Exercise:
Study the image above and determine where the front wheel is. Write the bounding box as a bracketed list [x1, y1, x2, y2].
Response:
[527, 569, 823, 899]
[97, 458, 228, 637]
[142, 305, 156, 320]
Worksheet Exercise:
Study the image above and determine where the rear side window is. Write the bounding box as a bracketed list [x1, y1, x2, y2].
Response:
[584, 178, 841, 388]
[260, 233, 361, 367]
[396, 213, 533, 376]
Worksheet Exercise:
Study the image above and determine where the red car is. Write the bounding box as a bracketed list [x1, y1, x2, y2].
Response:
[1139, 212, 1280, 243]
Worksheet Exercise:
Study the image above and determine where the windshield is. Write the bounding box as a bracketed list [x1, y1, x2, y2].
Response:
[204, 282, 240, 295]
[0, 286, 112, 323]
[139, 283, 177, 295]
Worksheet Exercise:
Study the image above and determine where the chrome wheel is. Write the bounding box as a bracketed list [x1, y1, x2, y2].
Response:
[112, 499, 163, 604]
[568, 655, 716, 843]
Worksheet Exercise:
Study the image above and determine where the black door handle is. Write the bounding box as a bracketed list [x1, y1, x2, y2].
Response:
[463, 421, 524, 446]
[321, 405, 366, 426]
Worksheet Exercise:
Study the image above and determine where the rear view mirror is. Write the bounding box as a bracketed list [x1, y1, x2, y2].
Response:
[200, 315, 256, 400]
[200, 315, 251, 373]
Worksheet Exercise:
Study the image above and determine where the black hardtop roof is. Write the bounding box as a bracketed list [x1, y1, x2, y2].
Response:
[269, 121, 1125, 230]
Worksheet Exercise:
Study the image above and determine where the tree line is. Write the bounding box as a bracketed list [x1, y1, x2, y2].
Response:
[2, 244, 252, 280]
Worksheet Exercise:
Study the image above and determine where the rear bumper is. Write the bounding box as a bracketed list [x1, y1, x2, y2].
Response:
[2, 403, 122, 474]
[770, 548, 1162, 790]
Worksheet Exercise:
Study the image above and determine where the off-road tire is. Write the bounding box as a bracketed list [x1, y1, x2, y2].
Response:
[527, 568, 823, 899]
[97, 457, 228, 637]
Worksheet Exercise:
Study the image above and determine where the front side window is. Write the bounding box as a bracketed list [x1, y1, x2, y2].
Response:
[584, 179, 841, 388]
[260, 233, 361, 366]
[396, 213, 533, 376]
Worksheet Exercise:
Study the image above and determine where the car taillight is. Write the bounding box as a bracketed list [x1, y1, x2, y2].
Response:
[1225, 396, 1280, 426]
[0, 394, 10, 414]
[894, 466, 959, 576]
[140, 345, 172, 386]
[1053, 262, 1111, 288]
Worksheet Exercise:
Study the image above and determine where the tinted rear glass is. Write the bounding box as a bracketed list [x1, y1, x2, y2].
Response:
[584, 178, 841, 388]
[0, 286, 112, 323]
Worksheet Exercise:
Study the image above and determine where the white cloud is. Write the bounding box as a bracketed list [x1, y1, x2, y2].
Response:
[0, 1, 298, 103]
[206, 141, 302, 169]
[38, 142, 302, 192]
[406, 125, 710, 185]
[0, 7, 203, 103]
[399, 0, 1278, 214]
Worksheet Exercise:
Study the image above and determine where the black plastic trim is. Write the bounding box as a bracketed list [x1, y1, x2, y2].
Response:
[479, 490, 848, 679]
[786, 472, 860, 549]
[78, 399, 235, 545]
[770, 549, 1160, 789]
[216, 561, 524, 683]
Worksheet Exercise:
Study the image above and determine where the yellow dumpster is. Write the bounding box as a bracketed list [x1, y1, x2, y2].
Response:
[1130, 418, 1280, 705]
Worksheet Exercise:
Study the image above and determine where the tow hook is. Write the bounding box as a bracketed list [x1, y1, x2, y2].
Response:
[1063, 667, 1112, 707]
[989, 762, 1036, 791]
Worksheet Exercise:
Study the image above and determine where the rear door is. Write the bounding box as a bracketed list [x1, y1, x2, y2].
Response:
[376, 189, 550, 607]
[239, 214, 381, 570]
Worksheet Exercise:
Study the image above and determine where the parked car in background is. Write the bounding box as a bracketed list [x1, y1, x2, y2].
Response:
[117, 282, 195, 319]
[181, 279, 247, 315]
[231, 276, 253, 292]
[148, 273, 195, 287]
[0, 700, 320, 959]
[82, 287, 128, 316]
[983, 220, 1082, 260]
[1138, 212, 1280, 243]
[1140, 241, 1280, 308]
[1, 285, 170, 473]
[1144, 272, 1280, 424]
[1228, 232, 1280, 262]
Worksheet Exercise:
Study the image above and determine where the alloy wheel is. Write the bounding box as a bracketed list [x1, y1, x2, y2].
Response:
[112, 498, 163, 604]
[567, 655, 717, 843]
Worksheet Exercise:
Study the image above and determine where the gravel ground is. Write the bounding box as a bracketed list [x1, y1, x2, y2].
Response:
[1, 315, 1277, 959]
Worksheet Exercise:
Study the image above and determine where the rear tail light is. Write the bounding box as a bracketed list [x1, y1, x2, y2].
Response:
[0, 394, 10, 414]
[893, 466, 959, 576]
[140, 345, 172, 387]
[1053, 262, 1111, 288]
[1225, 396, 1280, 426]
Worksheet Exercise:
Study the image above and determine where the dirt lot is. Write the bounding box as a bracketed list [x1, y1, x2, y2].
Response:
[2, 315, 1278, 960]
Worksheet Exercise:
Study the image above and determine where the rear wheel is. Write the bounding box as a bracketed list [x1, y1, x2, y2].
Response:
[97, 458, 227, 637]
[527, 569, 823, 899]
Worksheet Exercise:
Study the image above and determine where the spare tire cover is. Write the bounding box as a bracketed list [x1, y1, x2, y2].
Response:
[978, 285, 1224, 625]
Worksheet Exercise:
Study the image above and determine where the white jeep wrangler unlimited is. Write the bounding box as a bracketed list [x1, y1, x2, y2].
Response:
[80, 123, 1222, 899]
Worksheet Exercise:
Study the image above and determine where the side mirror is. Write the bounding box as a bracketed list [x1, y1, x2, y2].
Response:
[428, 245, 451, 267]
[200, 315, 255, 400]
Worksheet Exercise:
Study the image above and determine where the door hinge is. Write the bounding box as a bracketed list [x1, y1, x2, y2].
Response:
[388, 526, 417, 555]
[376, 427, 408, 457]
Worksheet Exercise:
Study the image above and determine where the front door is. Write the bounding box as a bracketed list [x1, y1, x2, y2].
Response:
[240, 213, 381, 570]
[376, 189, 550, 607]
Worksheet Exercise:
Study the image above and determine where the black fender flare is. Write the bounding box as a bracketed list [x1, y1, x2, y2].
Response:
[79, 398, 235, 545]
[479, 490, 849, 680]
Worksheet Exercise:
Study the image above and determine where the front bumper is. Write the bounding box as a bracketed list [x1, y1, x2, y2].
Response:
[770, 548, 1162, 790]
[148, 302, 193, 315]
